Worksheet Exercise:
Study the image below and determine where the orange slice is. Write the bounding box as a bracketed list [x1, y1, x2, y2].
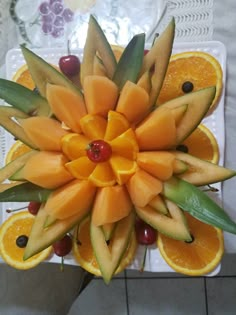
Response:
[158, 51, 223, 111]
[61, 133, 89, 160]
[89, 162, 116, 187]
[80, 114, 107, 140]
[177, 124, 219, 164]
[104, 111, 130, 141]
[5, 140, 32, 164]
[66, 156, 96, 179]
[73, 216, 137, 276]
[0, 211, 52, 269]
[109, 155, 137, 185]
[158, 212, 224, 276]
[12, 64, 35, 90]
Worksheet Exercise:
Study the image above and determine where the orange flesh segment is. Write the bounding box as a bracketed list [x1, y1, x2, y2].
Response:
[80, 114, 107, 140]
[20, 116, 68, 151]
[46, 84, 87, 133]
[61, 133, 90, 160]
[126, 169, 163, 207]
[104, 111, 130, 141]
[23, 151, 73, 189]
[116, 81, 150, 124]
[89, 162, 116, 187]
[135, 106, 176, 150]
[109, 155, 137, 185]
[65, 156, 96, 179]
[44, 179, 96, 219]
[110, 128, 139, 160]
[137, 151, 175, 181]
[92, 185, 132, 226]
[83, 75, 119, 117]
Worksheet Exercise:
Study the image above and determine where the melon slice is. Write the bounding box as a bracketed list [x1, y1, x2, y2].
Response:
[22, 151, 73, 189]
[135, 199, 191, 241]
[19, 116, 68, 151]
[93, 55, 107, 77]
[135, 106, 176, 150]
[137, 151, 175, 181]
[126, 169, 163, 207]
[116, 81, 149, 124]
[83, 75, 119, 117]
[46, 84, 87, 133]
[102, 223, 116, 241]
[44, 179, 96, 219]
[148, 195, 168, 214]
[92, 185, 132, 226]
[137, 71, 151, 94]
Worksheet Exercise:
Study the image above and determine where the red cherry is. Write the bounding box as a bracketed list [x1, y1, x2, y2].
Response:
[86, 140, 112, 163]
[144, 49, 149, 55]
[28, 201, 41, 216]
[59, 55, 80, 77]
[53, 234, 72, 257]
[135, 218, 157, 245]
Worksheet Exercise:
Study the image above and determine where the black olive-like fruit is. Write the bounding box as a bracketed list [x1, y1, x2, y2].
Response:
[182, 81, 194, 93]
[176, 144, 189, 153]
[16, 235, 28, 248]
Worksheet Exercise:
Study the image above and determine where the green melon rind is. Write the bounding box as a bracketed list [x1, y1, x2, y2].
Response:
[21, 45, 82, 98]
[172, 151, 236, 185]
[90, 211, 135, 284]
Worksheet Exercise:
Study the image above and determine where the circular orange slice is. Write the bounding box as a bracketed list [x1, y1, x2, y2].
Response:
[12, 64, 35, 90]
[177, 124, 219, 164]
[73, 216, 137, 276]
[0, 211, 52, 269]
[158, 51, 223, 111]
[158, 212, 224, 276]
[5, 140, 32, 164]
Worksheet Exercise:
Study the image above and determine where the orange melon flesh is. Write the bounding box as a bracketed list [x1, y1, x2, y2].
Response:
[44, 179, 97, 219]
[23, 151, 74, 189]
[83, 75, 119, 117]
[135, 107, 176, 150]
[65, 156, 96, 179]
[80, 114, 107, 140]
[116, 81, 150, 124]
[93, 56, 107, 77]
[92, 185, 132, 226]
[171, 104, 188, 126]
[89, 162, 116, 187]
[61, 133, 90, 160]
[104, 111, 129, 141]
[137, 151, 175, 181]
[46, 84, 87, 133]
[148, 195, 168, 214]
[20, 116, 68, 151]
[110, 128, 139, 160]
[126, 169, 163, 207]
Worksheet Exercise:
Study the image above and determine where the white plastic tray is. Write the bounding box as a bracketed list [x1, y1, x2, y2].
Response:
[0, 41, 226, 275]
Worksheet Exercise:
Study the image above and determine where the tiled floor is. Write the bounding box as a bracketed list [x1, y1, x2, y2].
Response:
[68, 254, 236, 315]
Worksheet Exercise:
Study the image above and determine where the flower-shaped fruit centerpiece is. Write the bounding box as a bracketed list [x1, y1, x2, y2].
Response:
[0, 15, 236, 284]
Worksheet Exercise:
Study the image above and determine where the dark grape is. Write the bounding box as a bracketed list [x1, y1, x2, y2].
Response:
[42, 23, 53, 34]
[50, 1, 64, 15]
[53, 234, 72, 257]
[54, 16, 65, 27]
[62, 8, 74, 22]
[51, 27, 64, 38]
[49, 0, 62, 4]
[42, 12, 55, 24]
[39, 2, 50, 15]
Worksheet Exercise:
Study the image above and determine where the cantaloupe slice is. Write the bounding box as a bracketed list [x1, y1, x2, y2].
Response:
[61, 133, 89, 160]
[171, 104, 188, 126]
[135, 107, 176, 150]
[92, 185, 132, 226]
[44, 179, 96, 219]
[83, 75, 119, 117]
[148, 195, 168, 214]
[126, 169, 163, 207]
[22, 151, 73, 189]
[116, 81, 149, 124]
[137, 71, 151, 94]
[46, 84, 87, 133]
[137, 151, 175, 181]
[93, 55, 107, 77]
[20, 116, 68, 151]
[80, 114, 107, 140]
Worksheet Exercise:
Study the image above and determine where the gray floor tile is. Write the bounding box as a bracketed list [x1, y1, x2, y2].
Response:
[206, 277, 236, 315]
[126, 269, 187, 278]
[127, 278, 206, 315]
[218, 253, 236, 276]
[67, 279, 128, 315]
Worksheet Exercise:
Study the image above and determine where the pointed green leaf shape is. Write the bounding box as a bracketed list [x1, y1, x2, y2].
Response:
[0, 182, 51, 202]
[81, 15, 117, 83]
[172, 151, 236, 185]
[135, 199, 191, 241]
[24, 206, 85, 260]
[0, 106, 37, 148]
[113, 33, 145, 90]
[163, 177, 236, 234]
[0, 150, 37, 183]
[21, 45, 82, 98]
[0, 79, 50, 116]
[91, 211, 135, 284]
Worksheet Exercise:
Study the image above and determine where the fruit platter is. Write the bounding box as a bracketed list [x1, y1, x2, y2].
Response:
[0, 15, 235, 284]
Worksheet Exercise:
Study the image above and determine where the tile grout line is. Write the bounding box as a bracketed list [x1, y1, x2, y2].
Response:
[204, 277, 209, 315]
[124, 270, 130, 315]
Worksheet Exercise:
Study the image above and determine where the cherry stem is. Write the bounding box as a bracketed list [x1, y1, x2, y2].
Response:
[67, 40, 71, 56]
[140, 245, 147, 273]
[203, 185, 219, 192]
[60, 256, 64, 272]
[6, 206, 27, 213]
